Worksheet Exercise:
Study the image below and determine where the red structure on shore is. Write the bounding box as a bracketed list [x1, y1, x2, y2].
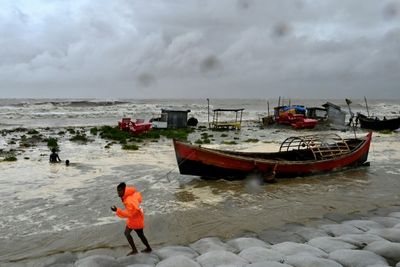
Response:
[118, 118, 152, 135]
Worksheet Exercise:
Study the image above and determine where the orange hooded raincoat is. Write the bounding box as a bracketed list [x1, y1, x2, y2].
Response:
[116, 186, 145, 229]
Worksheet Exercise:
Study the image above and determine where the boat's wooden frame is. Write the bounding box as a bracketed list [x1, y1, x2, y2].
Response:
[173, 132, 372, 180]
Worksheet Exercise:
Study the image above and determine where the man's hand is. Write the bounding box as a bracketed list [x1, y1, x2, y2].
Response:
[111, 205, 117, 212]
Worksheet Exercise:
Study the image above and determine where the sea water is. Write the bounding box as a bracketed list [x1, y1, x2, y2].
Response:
[0, 98, 399, 262]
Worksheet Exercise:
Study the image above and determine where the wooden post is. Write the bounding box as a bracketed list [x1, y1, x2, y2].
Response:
[364, 96, 370, 117]
[207, 98, 210, 128]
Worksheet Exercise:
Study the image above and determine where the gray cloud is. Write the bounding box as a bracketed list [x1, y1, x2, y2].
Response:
[0, 0, 400, 98]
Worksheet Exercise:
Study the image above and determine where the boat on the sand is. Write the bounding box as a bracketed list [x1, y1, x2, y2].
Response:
[173, 132, 372, 180]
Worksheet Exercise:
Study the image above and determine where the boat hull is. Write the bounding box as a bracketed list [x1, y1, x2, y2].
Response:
[358, 115, 400, 131]
[173, 133, 372, 180]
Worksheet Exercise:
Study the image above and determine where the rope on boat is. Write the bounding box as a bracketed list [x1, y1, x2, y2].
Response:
[161, 150, 197, 182]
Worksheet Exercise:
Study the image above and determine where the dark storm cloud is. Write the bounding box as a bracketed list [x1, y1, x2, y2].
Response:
[0, 0, 399, 98]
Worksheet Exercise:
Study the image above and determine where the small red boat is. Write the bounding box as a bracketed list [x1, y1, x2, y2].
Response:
[173, 132, 372, 180]
[118, 118, 152, 135]
[275, 105, 318, 129]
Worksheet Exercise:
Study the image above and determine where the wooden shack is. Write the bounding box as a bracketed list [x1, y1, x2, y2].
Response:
[161, 109, 191, 129]
[322, 102, 346, 126]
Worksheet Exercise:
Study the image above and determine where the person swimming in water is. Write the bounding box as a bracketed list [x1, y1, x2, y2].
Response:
[49, 148, 61, 163]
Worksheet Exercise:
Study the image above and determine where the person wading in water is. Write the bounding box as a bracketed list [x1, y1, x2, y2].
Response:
[111, 182, 152, 255]
[49, 148, 61, 163]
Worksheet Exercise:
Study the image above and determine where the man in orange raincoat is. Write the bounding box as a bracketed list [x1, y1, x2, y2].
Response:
[111, 182, 152, 255]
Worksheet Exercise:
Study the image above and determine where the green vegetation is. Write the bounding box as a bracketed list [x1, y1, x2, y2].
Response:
[58, 131, 65, 135]
[195, 139, 204, 144]
[27, 129, 39, 135]
[222, 140, 238, 145]
[67, 128, 76, 134]
[46, 137, 59, 150]
[379, 129, 393, 134]
[244, 138, 259, 143]
[3, 155, 17, 162]
[152, 128, 194, 140]
[19, 134, 44, 148]
[98, 126, 193, 141]
[98, 126, 131, 142]
[70, 133, 89, 143]
[221, 133, 228, 137]
[90, 127, 99, 135]
[122, 144, 139, 150]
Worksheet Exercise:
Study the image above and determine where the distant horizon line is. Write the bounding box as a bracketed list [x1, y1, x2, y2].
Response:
[1, 97, 399, 100]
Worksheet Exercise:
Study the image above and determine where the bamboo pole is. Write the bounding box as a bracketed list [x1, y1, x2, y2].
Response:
[364, 96, 370, 117]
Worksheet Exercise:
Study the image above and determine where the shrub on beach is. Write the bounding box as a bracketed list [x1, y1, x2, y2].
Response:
[157, 128, 194, 140]
[223, 140, 237, 145]
[19, 134, 44, 148]
[99, 126, 131, 142]
[90, 127, 99, 135]
[0, 149, 17, 162]
[245, 138, 259, 143]
[27, 129, 39, 135]
[70, 133, 89, 143]
[46, 137, 59, 151]
[195, 139, 204, 144]
[2, 154, 17, 162]
[122, 144, 139, 150]
[98, 126, 193, 149]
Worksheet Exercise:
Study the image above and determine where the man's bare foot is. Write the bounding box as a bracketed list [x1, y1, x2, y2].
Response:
[141, 248, 152, 253]
[127, 250, 138, 256]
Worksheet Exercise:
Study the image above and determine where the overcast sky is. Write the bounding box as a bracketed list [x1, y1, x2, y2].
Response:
[1, 0, 400, 99]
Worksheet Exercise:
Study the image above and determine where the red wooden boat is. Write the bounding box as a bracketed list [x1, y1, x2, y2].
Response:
[274, 106, 318, 129]
[118, 118, 152, 134]
[173, 132, 372, 180]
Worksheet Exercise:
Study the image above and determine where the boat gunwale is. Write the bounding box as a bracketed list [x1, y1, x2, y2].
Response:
[174, 132, 372, 165]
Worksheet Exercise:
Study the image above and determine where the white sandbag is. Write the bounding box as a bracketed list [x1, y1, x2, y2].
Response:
[196, 251, 249, 267]
[329, 249, 387, 267]
[190, 237, 237, 254]
[227, 237, 271, 252]
[154, 246, 199, 260]
[74, 255, 121, 267]
[342, 220, 385, 231]
[246, 261, 293, 267]
[320, 224, 364, 236]
[336, 233, 385, 247]
[286, 253, 343, 267]
[369, 217, 400, 228]
[258, 229, 305, 244]
[307, 236, 356, 253]
[239, 247, 285, 263]
[155, 255, 200, 267]
[368, 228, 400, 242]
[364, 240, 400, 263]
[117, 253, 159, 266]
[292, 226, 330, 241]
[271, 242, 327, 258]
